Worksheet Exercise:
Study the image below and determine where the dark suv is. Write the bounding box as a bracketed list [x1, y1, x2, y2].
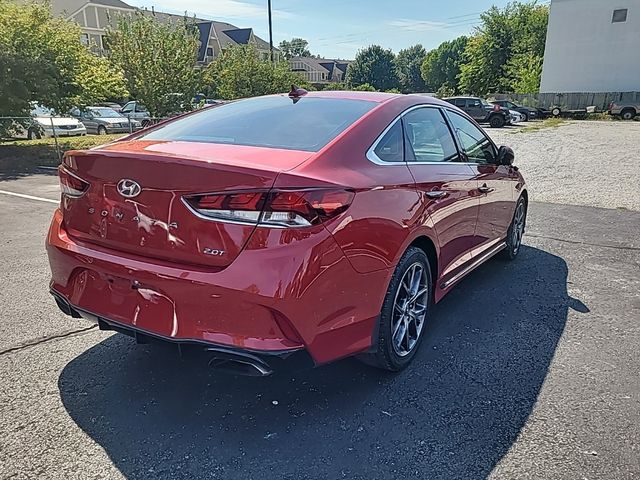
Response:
[444, 96, 511, 128]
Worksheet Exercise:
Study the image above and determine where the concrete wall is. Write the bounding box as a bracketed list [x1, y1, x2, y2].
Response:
[540, 0, 640, 93]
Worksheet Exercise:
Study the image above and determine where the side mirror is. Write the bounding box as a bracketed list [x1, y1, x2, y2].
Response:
[497, 145, 515, 166]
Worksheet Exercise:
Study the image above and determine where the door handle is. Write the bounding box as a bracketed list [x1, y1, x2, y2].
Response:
[478, 184, 494, 194]
[426, 190, 447, 199]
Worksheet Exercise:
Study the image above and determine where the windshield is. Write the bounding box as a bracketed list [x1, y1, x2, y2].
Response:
[89, 108, 123, 118]
[139, 96, 377, 152]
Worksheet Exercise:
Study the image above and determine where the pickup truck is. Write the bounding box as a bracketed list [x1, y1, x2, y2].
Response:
[443, 96, 511, 128]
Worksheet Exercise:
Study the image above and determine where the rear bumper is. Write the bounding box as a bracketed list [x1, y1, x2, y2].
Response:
[46, 209, 388, 365]
[50, 289, 312, 376]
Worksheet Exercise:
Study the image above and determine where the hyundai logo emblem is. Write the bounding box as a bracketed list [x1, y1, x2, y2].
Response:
[117, 179, 142, 198]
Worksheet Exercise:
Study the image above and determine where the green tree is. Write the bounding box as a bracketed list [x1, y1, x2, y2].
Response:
[0, 0, 127, 135]
[204, 44, 308, 100]
[458, 2, 548, 95]
[107, 12, 202, 116]
[420, 36, 468, 93]
[395, 44, 427, 93]
[278, 38, 312, 59]
[346, 45, 399, 91]
[352, 83, 376, 92]
[507, 52, 543, 93]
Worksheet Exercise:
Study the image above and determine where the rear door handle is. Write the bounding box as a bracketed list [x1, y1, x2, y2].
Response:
[426, 190, 447, 199]
[478, 184, 494, 194]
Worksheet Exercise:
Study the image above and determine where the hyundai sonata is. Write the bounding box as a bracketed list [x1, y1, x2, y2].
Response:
[47, 89, 527, 375]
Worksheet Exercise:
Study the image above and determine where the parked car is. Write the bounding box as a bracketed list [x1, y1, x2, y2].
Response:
[47, 91, 527, 375]
[509, 109, 525, 123]
[491, 100, 540, 121]
[121, 101, 152, 126]
[14, 104, 86, 140]
[444, 96, 511, 128]
[71, 107, 141, 135]
[608, 101, 639, 120]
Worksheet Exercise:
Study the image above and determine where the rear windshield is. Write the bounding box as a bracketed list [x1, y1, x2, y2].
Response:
[139, 96, 376, 152]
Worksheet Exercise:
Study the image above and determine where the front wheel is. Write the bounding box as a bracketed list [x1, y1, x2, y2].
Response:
[360, 247, 432, 371]
[502, 196, 527, 260]
[97, 125, 107, 135]
[489, 115, 505, 128]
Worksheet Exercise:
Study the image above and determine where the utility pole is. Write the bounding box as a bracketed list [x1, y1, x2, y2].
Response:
[268, 0, 274, 62]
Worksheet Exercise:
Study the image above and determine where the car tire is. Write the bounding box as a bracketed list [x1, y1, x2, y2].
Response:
[27, 128, 41, 140]
[522, 112, 529, 122]
[359, 246, 433, 372]
[501, 196, 527, 261]
[551, 107, 561, 117]
[620, 109, 636, 121]
[97, 125, 107, 135]
[489, 115, 505, 128]
[141, 119, 151, 128]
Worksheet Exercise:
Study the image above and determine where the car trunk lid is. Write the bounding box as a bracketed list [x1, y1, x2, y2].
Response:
[60, 140, 313, 268]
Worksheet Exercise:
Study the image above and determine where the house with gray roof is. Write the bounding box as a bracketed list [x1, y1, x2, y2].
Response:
[290, 57, 351, 84]
[47, 0, 278, 62]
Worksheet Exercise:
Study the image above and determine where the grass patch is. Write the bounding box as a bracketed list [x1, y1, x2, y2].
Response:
[0, 134, 123, 176]
[516, 117, 566, 133]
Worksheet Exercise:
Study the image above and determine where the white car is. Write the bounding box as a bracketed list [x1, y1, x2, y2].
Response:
[509, 109, 525, 123]
[14, 105, 86, 140]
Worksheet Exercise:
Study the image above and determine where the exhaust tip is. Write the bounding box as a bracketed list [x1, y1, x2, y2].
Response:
[208, 355, 273, 377]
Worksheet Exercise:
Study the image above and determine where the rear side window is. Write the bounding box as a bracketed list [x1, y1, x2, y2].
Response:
[374, 121, 404, 162]
[403, 108, 459, 162]
[139, 96, 376, 152]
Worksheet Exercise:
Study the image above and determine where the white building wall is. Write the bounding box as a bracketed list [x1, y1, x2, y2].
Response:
[540, 0, 640, 93]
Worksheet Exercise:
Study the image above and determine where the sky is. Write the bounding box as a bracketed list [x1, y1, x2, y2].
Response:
[125, 0, 516, 59]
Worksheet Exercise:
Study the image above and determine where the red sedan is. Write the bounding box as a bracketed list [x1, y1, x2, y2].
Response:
[46, 90, 527, 375]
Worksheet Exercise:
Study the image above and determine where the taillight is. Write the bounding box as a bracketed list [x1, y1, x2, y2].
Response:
[58, 166, 89, 198]
[183, 189, 354, 228]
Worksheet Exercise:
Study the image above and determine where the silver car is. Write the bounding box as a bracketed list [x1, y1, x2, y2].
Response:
[73, 107, 141, 135]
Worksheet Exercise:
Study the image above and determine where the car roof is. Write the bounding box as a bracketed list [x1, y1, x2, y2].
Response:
[271, 90, 453, 109]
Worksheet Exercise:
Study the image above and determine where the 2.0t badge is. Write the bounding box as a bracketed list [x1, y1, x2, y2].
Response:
[117, 179, 142, 198]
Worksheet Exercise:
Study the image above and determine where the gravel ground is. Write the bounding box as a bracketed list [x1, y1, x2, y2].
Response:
[487, 121, 640, 211]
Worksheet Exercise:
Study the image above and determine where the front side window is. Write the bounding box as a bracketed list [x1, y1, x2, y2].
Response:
[403, 108, 458, 162]
[447, 111, 497, 164]
[373, 121, 404, 162]
[140, 96, 376, 152]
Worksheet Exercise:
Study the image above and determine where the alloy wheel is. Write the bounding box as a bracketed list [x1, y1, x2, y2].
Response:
[391, 262, 429, 357]
[511, 201, 525, 254]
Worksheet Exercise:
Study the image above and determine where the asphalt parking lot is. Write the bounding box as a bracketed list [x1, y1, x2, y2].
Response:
[1, 141, 639, 478]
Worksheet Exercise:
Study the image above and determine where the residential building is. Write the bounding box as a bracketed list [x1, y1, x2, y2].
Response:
[290, 57, 351, 84]
[50, 0, 134, 54]
[540, 0, 640, 93]
[47, 0, 278, 62]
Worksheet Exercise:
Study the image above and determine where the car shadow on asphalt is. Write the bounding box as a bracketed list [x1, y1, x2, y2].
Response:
[58, 245, 582, 479]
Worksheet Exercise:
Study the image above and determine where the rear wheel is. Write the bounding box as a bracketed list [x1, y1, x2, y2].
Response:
[97, 125, 107, 135]
[551, 107, 561, 117]
[360, 247, 432, 371]
[489, 115, 505, 128]
[521, 112, 529, 122]
[620, 108, 636, 121]
[502, 196, 527, 260]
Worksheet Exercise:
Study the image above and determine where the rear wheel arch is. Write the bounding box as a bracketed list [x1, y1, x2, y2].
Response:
[408, 235, 438, 294]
